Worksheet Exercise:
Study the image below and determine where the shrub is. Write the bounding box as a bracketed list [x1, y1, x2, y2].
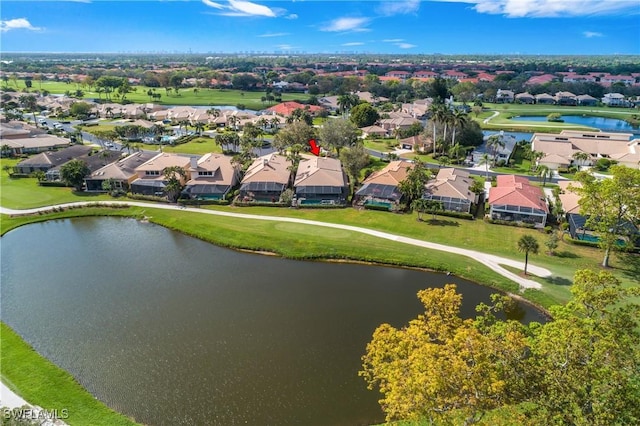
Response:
[178, 199, 230, 206]
[364, 203, 392, 212]
[544, 225, 553, 234]
[126, 193, 168, 202]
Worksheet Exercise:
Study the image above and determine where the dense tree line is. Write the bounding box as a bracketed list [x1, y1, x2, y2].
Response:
[361, 269, 640, 425]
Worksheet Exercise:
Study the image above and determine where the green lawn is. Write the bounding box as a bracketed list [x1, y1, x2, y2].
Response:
[1, 322, 139, 425]
[20, 80, 309, 111]
[0, 158, 112, 210]
[363, 138, 396, 152]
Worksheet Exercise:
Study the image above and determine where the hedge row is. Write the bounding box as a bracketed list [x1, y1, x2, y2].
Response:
[424, 209, 474, 220]
[486, 218, 537, 229]
[178, 199, 230, 206]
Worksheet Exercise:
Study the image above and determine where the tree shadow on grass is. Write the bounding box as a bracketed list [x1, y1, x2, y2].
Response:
[423, 218, 460, 227]
[543, 275, 573, 286]
[71, 191, 108, 198]
[554, 250, 579, 259]
[617, 251, 640, 283]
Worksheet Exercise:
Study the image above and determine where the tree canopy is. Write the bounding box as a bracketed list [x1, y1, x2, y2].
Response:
[318, 118, 358, 156]
[572, 165, 640, 267]
[349, 102, 380, 128]
[60, 159, 90, 191]
[361, 269, 640, 425]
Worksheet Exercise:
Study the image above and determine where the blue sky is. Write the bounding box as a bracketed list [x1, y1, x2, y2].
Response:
[1, 0, 639, 55]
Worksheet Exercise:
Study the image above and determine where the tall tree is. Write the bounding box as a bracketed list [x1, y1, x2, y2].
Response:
[162, 166, 188, 202]
[517, 234, 539, 275]
[349, 102, 379, 128]
[339, 142, 370, 187]
[398, 160, 431, 205]
[60, 159, 90, 191]
[318, 118, 358, 156]
[450, 109, 468, 148]
[361, 270, 640, 425]
[572, 166, 640, 267]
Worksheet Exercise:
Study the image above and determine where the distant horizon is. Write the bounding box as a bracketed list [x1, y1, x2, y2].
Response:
[1, 1, 639, 55]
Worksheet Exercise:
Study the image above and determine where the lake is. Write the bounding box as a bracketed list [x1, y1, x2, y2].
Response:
[510, 115, 638, 134]
[1, 218, 547, 425]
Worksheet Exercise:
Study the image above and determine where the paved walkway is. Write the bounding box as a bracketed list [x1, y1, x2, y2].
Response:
[1, 201, 551, 289]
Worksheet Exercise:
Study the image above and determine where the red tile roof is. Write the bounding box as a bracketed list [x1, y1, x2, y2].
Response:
[265, 101, 325, 116]
[489, 175, 549, 212]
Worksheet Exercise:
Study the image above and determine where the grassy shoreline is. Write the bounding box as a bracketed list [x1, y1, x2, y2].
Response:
[1, 203, 634, 424]
[0, 322, 138, 425]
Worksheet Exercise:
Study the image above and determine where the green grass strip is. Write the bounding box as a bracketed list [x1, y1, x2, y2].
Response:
[1, 322, 139, 425]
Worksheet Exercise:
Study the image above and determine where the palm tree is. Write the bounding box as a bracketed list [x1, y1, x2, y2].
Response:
[479, 153, 491, 179]
[448, 143, 465, 164]
[194, 122, 205, 136]
[517, 235, 539, 275]
[486, 135, 505, 167]
[162, 166, 188, 202]
[440, 108, 454, 155]
[537, 164, 551, 187]
[411, 198, 428, 221]
[429, 103, 445, 156]
[529, 150, 544, 172]
[227, 115, 239, 131]
[450, 109, 468, 149]
[572, 151, 590, 168]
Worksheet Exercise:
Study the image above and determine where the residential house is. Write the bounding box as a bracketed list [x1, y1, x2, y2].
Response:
[535, 93, 556, 105]
[265, 101, 325, 117]
[555, 91, 577, 106]
[600, 75, 636, 86]
[14, 145, 92, 175]
[384, 71, 411, 81]
[423, 168, 478, 214]
[359, 125, 389, 139]
[378, 117, 421, 133]
[238, 153, 292, 202]
[293, 156, 348, 205]
[85, 151, 157, 191]
[602, 93, 628, 107]
[130, 152, 192, 196]
[45, 149, 121, 182]
[413, 70, 439, 79]
[354, 160, 411, 210]
[399, 135, 433, 152]
[3, 135, 71, 156]
[488, 175, 549, 227]
[560, 181, 639, 246]
[181, 153, 240, 200]
[515, 92, 535, 104]
[495, 89, 515, 103]
[0, 121, 45, 139]
[576, 94, 598, 106]
[531, 130, 639, 170]
[525, 74, 557, 86]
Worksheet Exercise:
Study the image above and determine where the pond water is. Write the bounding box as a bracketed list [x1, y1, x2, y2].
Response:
[510, 115, 638, 134]
[1, 218, 547, 425]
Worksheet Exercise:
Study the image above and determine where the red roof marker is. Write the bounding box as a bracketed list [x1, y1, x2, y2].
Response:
[309, 139, 320, 156]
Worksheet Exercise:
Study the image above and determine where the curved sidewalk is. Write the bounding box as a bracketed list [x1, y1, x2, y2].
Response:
[0, 201, 550, 289]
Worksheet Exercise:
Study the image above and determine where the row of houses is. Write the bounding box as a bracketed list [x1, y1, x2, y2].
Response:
[531, 130, 640, 171]
[354, 160, 551, 227]
[495, 90, 630, 106]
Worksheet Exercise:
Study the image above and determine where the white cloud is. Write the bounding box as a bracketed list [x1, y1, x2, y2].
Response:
[258, 32, 290, 37]
[321, 17, 371, 32]
[342, 42, 365, 46]
[583, 31, 604, 38]
[383, 38, 404, 42]
[433, 0, 639, 17]
[377, 0, 420, 16]
[397, 42, 416, 49]
[1, 18, 41, 32]
[286, 14, 298, 19]
[202, 0, 277, 17]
